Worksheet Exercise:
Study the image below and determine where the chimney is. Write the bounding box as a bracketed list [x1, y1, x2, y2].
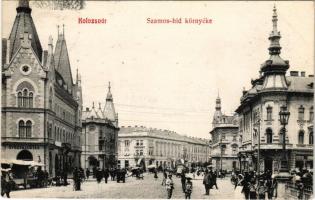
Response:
[301, 71, 305, 77]
[290, 71, 299, 76]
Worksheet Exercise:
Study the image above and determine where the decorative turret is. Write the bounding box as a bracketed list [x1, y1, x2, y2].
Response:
[261, 5, 289, 90]
[213, 93, 223, 126]
[7, 0, 43, 62]
[103, 82, 117, 124]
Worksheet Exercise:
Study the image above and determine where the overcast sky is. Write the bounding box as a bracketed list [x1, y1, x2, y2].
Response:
[2, 1, 314, 139]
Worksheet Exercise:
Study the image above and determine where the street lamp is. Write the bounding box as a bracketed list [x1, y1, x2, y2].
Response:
[253, 116, 261, 177]
[279, 105, 290, 172]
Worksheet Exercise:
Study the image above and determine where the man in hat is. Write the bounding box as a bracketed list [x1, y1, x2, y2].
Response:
[185, 177, 193, 199]
[165, 174, 174, 199]
[203, 170, 212, 195]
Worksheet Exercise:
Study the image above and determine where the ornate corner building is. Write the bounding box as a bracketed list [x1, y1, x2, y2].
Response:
[235, 6, 313, 173]
[1, 0, 83, 176]
[210, 95, 240, 172]
[81, 83, 119, 170]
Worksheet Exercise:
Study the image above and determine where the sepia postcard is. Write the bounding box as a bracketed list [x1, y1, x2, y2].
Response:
[1, 0, 314, 199]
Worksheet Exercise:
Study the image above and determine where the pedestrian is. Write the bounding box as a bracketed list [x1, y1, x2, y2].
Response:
[185, 177, 193, 199]
[161, 170, 167, 186]
[210, 170, 218, 189]
[73, 167, 81, 191]
[86, 168, 90, 180]
[43, 170, 49, 187]
[103, 168, 109, 184]
[154, 169, 158, 180]
[1, 171, 11, 198]
[257, 179, 267, 200]
[249, 180, 257, 200]
[96, 168, 102, 183]
[165, 174, 174, 199]
[181, 171, 186, 192]
[202, 170, 212, 195]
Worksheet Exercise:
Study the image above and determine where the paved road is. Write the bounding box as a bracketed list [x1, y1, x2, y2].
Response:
[10, 173, 244, 199]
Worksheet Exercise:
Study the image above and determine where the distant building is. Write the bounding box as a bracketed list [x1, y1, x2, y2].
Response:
[210, 95, 239, 171]
[118, 126, 210, 169]
[81, 83, 119, 170]
[235, 6, 313, 173]
[1, 0, 83, 177]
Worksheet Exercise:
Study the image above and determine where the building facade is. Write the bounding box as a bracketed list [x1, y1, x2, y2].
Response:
[210, 95, 240, 172]
[81, 83, 119, 170]
[1, 0, 83, 177]
[235, 6, 313, 173]
[118, 126, 210, 170]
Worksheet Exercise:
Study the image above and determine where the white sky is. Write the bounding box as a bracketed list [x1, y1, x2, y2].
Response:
[2, 1, 314, 139]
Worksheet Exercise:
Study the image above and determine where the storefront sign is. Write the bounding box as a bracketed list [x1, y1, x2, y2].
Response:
[8, 144, 40, 150]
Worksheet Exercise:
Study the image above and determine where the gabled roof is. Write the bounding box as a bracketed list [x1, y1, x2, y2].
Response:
[54, 32, 73, 91]
[8, 0, 42, 63]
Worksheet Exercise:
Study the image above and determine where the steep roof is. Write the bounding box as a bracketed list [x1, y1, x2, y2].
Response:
[7, 0, 42, 63]
[103, 83, 116, 121]
[54, 30, 73, 91]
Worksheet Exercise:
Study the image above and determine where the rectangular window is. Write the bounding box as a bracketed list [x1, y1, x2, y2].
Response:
[298, 106, 305, 120]
[267, 106, 272, 121]
[309, 109, 313, 122]
[140, 150, 143, 156]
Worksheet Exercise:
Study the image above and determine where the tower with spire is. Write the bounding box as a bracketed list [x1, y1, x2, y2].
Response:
[81, 82, 119, 169]
[260, 5, 289, 90]
[1, 0, 83, 177]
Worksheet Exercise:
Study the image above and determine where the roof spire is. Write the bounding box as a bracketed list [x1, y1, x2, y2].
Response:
[92, 102, 95, 108]
[57, 25, 60, 36]
[62, 24, 65, 36]
[268, 5, 281, 55]
[18, 0, 29, 8]
[106, 82, 113, 101]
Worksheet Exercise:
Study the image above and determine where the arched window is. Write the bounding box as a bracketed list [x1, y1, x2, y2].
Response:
[309, 132, 313, 145]
[54, 126, 57, 140]
[49, 88, 53, 110]
[23, 89, 29, 107]
[25, 120, 32, 138]
[29, 92, 33, 108]
[266, 106, 273, 121]
[18, 92, 23, 107]
[266, 128, 273, 143]
[298, 131, 304, 144]
[16, 81, 35, 108]
[298, 106, 305, 120]
[18, 120, 25, 138]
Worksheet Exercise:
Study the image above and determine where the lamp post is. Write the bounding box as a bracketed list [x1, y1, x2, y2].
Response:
[279, 105, 290, 173]
[254, 117, 261, 177]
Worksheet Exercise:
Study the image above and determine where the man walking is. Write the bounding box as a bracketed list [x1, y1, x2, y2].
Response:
[181, 172, 186, 192]
[166, 174, 174, 199]
[203, 170, 212, 195]
[103, 168, 109, 183]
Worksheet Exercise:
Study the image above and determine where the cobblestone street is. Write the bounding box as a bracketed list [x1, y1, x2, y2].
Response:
[10, 174, 243, 199]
